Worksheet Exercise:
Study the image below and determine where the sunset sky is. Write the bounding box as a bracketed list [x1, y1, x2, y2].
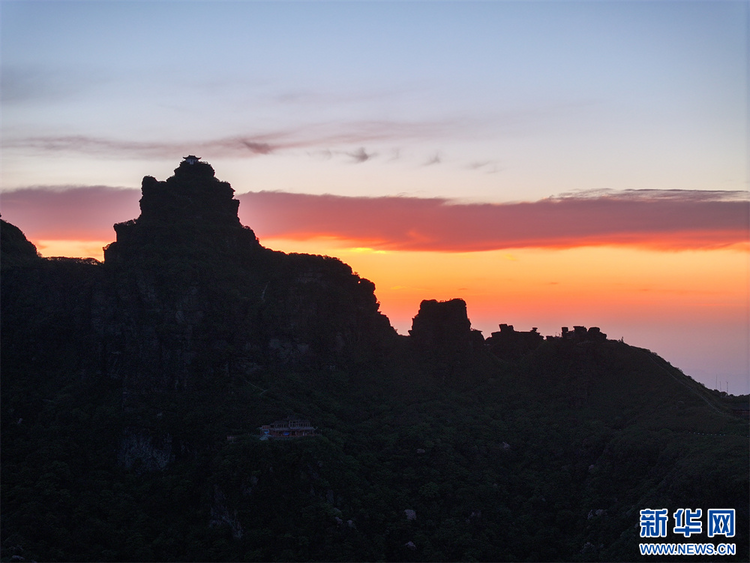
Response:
[1, 1, 748, 393]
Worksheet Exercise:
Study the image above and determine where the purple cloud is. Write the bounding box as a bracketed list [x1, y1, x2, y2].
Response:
[237, 189, 749, 251]
[2, 186, 746, 252]
[1, 186, 141, 240]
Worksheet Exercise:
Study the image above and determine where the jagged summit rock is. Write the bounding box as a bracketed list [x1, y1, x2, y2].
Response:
[486, 323, 544, 361]
[139, 157, 238, 224]
[409, 299, 488, 384]
[76, 157, 395, 389]
[409, 298, 474, 352]
[104, 156, 260, 263]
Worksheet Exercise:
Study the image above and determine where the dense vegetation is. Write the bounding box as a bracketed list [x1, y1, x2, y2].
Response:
[3, 329, 747, 561]
[2, 159, 747, 562]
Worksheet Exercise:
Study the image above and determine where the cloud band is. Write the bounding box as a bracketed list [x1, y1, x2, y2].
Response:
[238, 189, 749, 251]
[2, 187, 747, 252]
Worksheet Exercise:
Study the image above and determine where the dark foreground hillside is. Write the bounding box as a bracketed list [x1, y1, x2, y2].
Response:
[2, 158, 747, 562]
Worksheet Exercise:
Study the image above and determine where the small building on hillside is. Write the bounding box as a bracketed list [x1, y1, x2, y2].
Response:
[259, 417, 317, 439]
[183, 155, 201, 164]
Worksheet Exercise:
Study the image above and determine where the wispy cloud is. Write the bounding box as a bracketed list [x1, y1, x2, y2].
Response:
[3, 187, 746, 252]
[239, 140, 274, 155]
[467, 160, 500, 174]
[2, 120, 453, 160]
[2, 118, 513, 173]
[346, 147, 377, 163]
[424, 152, 442, 166]
[553, 188, 750, 203]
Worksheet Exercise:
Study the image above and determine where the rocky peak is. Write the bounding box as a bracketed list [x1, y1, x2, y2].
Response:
[408, 298, 487, 384]
[138, 156, 239, 226]
[409, 298, 480, 355]
[104, 157, 260, 263]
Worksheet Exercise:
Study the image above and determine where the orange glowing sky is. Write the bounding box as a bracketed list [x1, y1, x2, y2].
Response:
[29, 235, 748, 333]
[258, 238, 746, 328]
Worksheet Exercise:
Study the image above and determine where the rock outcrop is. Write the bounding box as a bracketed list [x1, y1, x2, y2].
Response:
[410, 299, 476, 354]
[1, 157, 398, 469]
[408, 298, 487, 384]
[104, 157, 260, 264]
[1, 219, 40, 266]
[91, 157, 396, 393]
[486, 323, 544, 361]
[561, 325, 608, 342]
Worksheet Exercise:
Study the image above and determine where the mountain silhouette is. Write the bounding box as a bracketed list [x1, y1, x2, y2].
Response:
[104, 156, 260, 264]
[1, 157, 747, 561]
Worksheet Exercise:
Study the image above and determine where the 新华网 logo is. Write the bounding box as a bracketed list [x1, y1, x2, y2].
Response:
[639, 508, 735, 539]
[638, 508, 736, 557]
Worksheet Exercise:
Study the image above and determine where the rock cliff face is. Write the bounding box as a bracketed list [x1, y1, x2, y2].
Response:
[2, 158, 396, 399]
[1, 221, 107, 384]
[409, 299, 474, 352]
[408, 299, 489, 384]
[0, 219, 40, 265]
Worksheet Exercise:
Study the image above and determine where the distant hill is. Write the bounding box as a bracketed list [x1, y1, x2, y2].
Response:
[2, 157, 747, 562]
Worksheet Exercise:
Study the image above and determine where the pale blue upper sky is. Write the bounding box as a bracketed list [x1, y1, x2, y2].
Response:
[2, 0, 747, 201]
